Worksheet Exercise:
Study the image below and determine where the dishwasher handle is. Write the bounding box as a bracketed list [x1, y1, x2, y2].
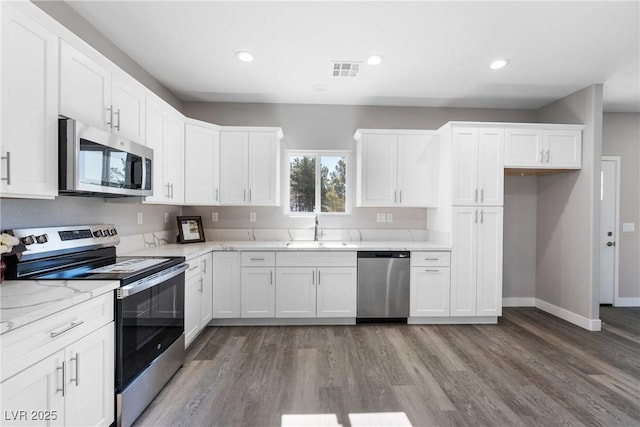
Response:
[357, 251, 410, 259]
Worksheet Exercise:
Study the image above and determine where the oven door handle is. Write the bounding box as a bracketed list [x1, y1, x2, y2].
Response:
[117, 263, 189, 299]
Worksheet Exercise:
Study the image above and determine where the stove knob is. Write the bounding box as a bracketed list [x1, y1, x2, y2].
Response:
[112, 228, 118, 235]
[93, 230, 103, 237]
[21, 235, 35, 245]
[35, 234, 48, 244]
[102, 229, 109, 237]
[109, 229, 116, 236]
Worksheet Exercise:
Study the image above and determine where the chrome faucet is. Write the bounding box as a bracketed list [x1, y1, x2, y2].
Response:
[314, 213, 319, 241]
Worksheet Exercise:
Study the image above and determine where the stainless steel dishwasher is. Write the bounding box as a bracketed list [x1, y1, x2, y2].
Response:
[357, 251, 410, 321]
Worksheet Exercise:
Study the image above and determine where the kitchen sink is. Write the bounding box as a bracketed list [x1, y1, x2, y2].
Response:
[285, 241, 357, 249]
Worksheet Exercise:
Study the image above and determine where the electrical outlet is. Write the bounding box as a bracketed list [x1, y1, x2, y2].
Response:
[211, 212, 219, 222]
[249, 212, 257, 222]
[386, 213, 393, 223]
[164, 212, 169, 224]
[376, 213, 387, 223]
[137, 212, 143, 225]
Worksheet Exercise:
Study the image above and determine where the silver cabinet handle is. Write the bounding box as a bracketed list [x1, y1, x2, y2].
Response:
[250, 257, 265, 261]
[399, 191, 402, 204]
[188, 264, 199, 271]
[57, 361, 66, 396]
[165, 183, 171, 198]
[312, 270, 315, 285]
[424, 258, 440, 261]
[249, 189, 252, 202]
[474, 209, 478, 223]
[1, 151, 10, 185]
[70, 353, 79, 386]
[481, 210, 484, 224]
[540, 150, 544, 164]
[243, 189, 246, 202]
[202, 258, 207, 273]
[481, 189, 484, 203]
[424, 269, 440, 273]
[545, 149, 550, 163]
[106, 106, 113, 128]
[269, 270, 273, 285]
[318, 270, 321, 285]
[170, 183, 174, 199]
[215, 188, 219, 201]
[394, 190, 397, 203]
[50, 321, 84, 338]
[199, 277, 203, 293]
[114, 108, 121, 131]
[474, 188, 478, 202]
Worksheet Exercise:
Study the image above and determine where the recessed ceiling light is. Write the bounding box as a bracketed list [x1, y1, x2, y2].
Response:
[313, 83, 328, 92]
[490, 58, 510, 70]
[366, 55, 384, 66]
[235, 51, 254, 63]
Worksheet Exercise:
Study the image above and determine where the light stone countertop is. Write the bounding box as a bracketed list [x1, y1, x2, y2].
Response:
[124, 241, 452, 261]
[0, 280, 119, 335]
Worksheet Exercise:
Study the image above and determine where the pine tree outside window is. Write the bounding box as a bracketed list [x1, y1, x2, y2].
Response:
[287, 152, 350, 215]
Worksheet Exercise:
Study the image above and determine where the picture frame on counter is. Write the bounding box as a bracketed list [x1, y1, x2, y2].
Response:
[177, 216, 205, 243]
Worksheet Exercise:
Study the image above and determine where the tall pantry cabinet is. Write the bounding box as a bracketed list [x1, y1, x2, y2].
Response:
[441, 123, 504, 318]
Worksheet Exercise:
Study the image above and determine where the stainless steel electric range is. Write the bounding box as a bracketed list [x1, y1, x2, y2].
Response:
[4, 224, 188, 427]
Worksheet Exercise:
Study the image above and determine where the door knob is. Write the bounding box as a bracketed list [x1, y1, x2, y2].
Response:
[606, 241, 615, 247]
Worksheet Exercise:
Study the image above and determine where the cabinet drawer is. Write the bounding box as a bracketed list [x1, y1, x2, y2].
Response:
[242, 252, 276, 267]
[276, 251, 356, 267]
[411, 251, 451, 267]
[1, 292, 114, 382]
[185, 259, 201, 280]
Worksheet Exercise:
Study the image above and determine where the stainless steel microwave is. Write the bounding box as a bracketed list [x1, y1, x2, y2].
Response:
[59, 118, 153, 197]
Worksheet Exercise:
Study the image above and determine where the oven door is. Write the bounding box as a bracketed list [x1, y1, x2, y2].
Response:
[115, 264, 187, 391]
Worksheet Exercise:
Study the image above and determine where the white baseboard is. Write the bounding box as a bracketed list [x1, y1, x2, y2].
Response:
[502, 297, 536, 307]
[535, 299, 601, 331]
[614, 297, 640, 307]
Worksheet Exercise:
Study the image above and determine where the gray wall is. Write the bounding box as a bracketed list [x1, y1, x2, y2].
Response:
[182, 102, 536, 231]
[602, 112, 640, 299]
[0, 197, 182, 237]
[32, 1, 182, 111]
[535, 85, 603, 320]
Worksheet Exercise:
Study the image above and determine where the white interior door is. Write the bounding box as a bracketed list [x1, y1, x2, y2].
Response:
[599, 158, 619, 304]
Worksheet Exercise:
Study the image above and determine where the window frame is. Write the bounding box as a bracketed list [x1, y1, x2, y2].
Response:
[285, 150, 352, 216]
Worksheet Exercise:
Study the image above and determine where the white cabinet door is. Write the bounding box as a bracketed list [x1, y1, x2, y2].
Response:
[451, 207, 478, 316]
[111, 75, 145, 144]
[65, 323, 114, 427]
[185, 122, 220, 205]
[59, 40, 111, 131]
[477, 128, 504, 206]
[0, 350, 65, 427]
[212, 252, 240, 318]
[545, 130, 581, 168]
[451, 127, 479, 206]
[248, 132, 279, 206]
[199, 253, 213, 326]
[241, 267, 275, 317]
[1, 4, 58, 199]
[397, 134, 434, 207]
[476, 208, 503, 317]
[410, 267, 451, 317]
[276, 268, 316, 318]
[184, 273, 202, 346]
[219, 132, 249, 205]
[358, 133, 397, 207]
[165, 113, 185, 204]
[504, 128, 545, 167]
[144, 98, 168, 203]
[316, 267, 357, 318]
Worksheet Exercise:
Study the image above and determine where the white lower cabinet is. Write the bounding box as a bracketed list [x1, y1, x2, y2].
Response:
[275, 252, 357, 319]
[185, 253, 213, 347]
[241, 252, 276, 318]
[410, 251, 451, 317]
[1, 293, 115, 427]
[212, 252, 240, 318]
[451, 207, 503, 317]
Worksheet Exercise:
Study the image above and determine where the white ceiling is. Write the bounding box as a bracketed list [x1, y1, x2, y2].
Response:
[66, 1, 640, 112]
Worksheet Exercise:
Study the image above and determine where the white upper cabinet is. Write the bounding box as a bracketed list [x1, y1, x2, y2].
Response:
[504, 126, 582, 169]
[355, 130, 437, 207]
[219, 128, 282, 206]
[184, 119, 220, 205]
[59, 40, 146, 144]
[451, 126, 504, 206]
[0, 2, 59, 199]
[144, 96, 184, 204]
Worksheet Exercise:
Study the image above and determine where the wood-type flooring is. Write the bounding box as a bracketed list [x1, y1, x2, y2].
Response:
[134, 307, 640, 427]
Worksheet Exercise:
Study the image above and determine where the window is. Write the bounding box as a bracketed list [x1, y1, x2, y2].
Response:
[287, 152, 349, 214]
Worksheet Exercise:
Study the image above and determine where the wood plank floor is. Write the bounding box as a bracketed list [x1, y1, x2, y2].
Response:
[134, 307, 640, 427]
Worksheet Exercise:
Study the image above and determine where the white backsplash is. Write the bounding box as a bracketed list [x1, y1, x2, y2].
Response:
[116, 230, 176, 255]
[204, 228, 430, 242]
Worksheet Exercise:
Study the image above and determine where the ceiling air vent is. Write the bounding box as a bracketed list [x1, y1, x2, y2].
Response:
[332, 62, 361, 77]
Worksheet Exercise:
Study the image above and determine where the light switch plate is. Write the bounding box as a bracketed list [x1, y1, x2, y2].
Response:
[623, 223, 635, 232]
[386, 213, 393, 223]
[211, 212, 219, 222]
[137, 212, 143, 225]
[250, 212, 257, 222]
[376, 213, 387, 223]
